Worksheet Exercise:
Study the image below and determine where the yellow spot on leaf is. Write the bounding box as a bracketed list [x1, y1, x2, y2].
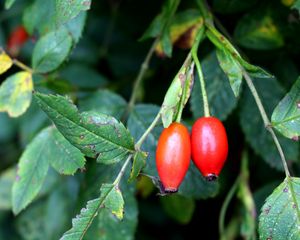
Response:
[0, 51, 13, 74]
[0, 71, 33, 117]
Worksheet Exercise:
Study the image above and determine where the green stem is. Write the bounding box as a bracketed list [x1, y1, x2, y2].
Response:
[125, 38, 160, 118]
[243, 71, 290, 177]
[196, 0, 213, 24]
[135, 111, 161, 150]
[199, 0, 291, 177]
[113, 154, 133, 186]
[219, 176, 240, 237]
[13, 59, 33, 73]
[191, 28, 210, 117]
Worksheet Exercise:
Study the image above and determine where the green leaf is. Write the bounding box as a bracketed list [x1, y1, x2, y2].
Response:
[55, 0, 91, 26]
[12, 126, 84, 214]
[206, 26, 273, 79]
[96, 183, 137, 240]
[79, 90, 127, 119]
[239, 58, 273, 79]
[0, 113, 17, 142]
[61, 183, 124, 240]
[154, 9, 203, 56]
[16, 178, 78, 240]
[65, 11, 87, 43]
[34, 92, 134, 163]
[32, 28, 72, 73]
[179, 163, 220, 199]
[101, 184, 124, 219]
[16, 200, 47, 240]
[0, 51, 13, 74]
[48, 128, 86, 175]
[161, 29, 173, 57]
[240, 77, 299, 170]
[0, 167, 16, 210]
[12, 127, 51, 214]
[254, 181, 281, 213]
[234, 8, 284, 50]
[127, 104, 163, 176]
[0, 71, 33, 117]
[140, 0, 180, 41]
[161, 56, 194, 127]
[23, 0, 56, 35]
[4, 0, 16, 9]
[271, 77, 300, 139]
[259, 177, 300, 239]
[23, 0, 86, 41]
[216, 48, 243, 97]
[129, 151, 147, 182]
[44, 178, 80, 239]
[140, 0, 179, 56]
[140, 14, 164, 41]
[292, 0, 300, 12]
[60, 63, 107, 88]
[19, 100, 49, 146]
[160, 195, 195, 224]
[84, 162, 138, 240]
[190, 51, 237, 120]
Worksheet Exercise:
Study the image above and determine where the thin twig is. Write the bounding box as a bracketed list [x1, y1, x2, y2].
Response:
[135, 111, 161, 150]
[124, 38, 160, 119]
[219, 176, 240, 237]
[113, 154, 133, 186]
[13, 59, 33, 73]
[243, 70, 290, 177]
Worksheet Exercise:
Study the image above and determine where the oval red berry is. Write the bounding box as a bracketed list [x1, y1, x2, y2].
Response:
[191, 117, 228, 181]
[7, 26, 29, 57]
[156, 122, 191, 192]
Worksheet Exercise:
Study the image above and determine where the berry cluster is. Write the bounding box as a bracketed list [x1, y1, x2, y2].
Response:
[156, 117, 228, 192]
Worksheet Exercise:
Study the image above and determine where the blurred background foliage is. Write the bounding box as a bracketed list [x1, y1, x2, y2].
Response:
[0, 0, 299, 239]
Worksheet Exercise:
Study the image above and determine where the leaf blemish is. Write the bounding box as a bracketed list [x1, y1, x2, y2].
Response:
[82, 1, 91, 7]
[89, 145, 95, 150]
[80, 134, 85, 139]
[297, 102, 300, 109]
[15, 175, 20, 181]
[291, 136, 299, 141]
[264, 205, 271, 215]
[179, 73, 185, 87]
[283, 187, 288, 193]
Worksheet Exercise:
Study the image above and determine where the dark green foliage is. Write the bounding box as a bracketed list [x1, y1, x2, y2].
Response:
[0, 0, 299, 239]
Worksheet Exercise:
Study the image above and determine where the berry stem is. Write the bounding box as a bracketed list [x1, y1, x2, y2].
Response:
[135, 111, 161, 150]
[198, 0, 291, 177]
[191, 28, 210, 117]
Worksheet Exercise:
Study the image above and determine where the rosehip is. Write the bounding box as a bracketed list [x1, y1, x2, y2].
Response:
[156, 122, 191, 193]
[7, 26, 29, 57]
[191, 117, 228, 181]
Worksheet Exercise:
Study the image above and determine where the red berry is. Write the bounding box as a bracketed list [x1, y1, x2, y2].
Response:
[191, 117, 228, 181]
[156, 122, 191, 192]
[7, 26, 29, 57]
